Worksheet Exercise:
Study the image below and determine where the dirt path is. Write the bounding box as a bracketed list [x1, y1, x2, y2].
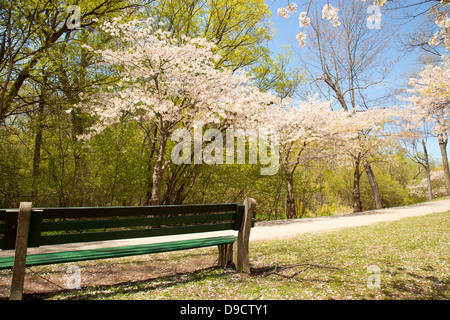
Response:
[250, 198, 450, 241]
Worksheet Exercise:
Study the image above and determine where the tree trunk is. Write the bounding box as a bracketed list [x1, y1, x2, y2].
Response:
[421, 139, 434, 200]
[353, 156, 363, 213]
[32, 106, 44, 200]
[70, 109, 86, 206]
[32, 76, 47, 201]
[145, 158, 154, 205]
[150, 131, 169, 205]
[285, 174, 296, 219]
[438, 134, 450, 196]
[144, 125, 158, 205]
[364, 162, 383, 209]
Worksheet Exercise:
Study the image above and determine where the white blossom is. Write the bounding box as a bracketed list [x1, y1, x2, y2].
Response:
[296, 32, 307, 47]
[298, 12, 311, 28]
[322, 4, 341, 27]
[399, 57, 450, 137]
[285, 2, 297, 13]
[277, 8, 290, 18]
[374, 0, 387, 6]
[277, 3, 297, 18]
[75, 17, 287, 140]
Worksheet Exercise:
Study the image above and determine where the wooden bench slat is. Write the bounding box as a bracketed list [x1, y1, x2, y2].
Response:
[0, 236, 237, 269]
[39, 203, 239, 219]
[0, 215, 5, 248]
[40, 213, 237, 232]
[0, 222, 4, 239]
[39, 222, 236, 246]
[2, 211, 19, 250]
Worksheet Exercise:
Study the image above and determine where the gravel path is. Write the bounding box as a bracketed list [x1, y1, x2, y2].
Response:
[1, 199, 448, 258]
[250, 198, 450, 241]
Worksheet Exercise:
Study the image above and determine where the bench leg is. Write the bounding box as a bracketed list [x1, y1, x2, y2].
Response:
[10, 202, 32, 300]
[234, 198, 256, 273]
[218, 243, 234, 268]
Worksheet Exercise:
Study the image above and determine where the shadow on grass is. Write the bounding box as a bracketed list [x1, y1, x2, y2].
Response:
[20, 266, 233, 300]
[381, 269, 449, 299]
[19, 263, 338, 300]
[10, 263, 447, 300]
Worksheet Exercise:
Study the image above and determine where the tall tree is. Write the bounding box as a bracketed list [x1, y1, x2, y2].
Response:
[296, 0, 397, 212]
[140, 0, 302, 204]
[400, 57, 450, 195]
[259, 96, 352, 219]
[76, 18, 283, 205]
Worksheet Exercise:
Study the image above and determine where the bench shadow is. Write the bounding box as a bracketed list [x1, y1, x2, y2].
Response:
[18, 266, 234, 300]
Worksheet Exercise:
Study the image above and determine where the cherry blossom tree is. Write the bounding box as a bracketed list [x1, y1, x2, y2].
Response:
[408, 169, 448, 199]
[257, 95, 353, 218]
[75, 17, 281, 204]
[399, 57, 450, 195]
[395, 121, 435, 201]
[294, 0, 396, 212]
[72, 13, 395, 215]
[337, 107, 395, 212]
[256, 93, 393, 218]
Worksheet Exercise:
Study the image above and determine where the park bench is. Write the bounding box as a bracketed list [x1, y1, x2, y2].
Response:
[0, 198, 256, 300]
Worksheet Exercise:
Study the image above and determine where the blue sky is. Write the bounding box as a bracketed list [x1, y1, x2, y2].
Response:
[264, 0, 447, 162]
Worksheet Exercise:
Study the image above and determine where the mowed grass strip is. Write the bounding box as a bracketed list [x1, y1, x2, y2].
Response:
[20, 211, 450, 300]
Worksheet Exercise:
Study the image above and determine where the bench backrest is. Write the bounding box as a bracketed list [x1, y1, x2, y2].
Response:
[0, 209, 6, 249]
[0, 203, 245, 250]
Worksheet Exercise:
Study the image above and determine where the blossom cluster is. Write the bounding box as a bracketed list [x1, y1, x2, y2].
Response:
[296, 32, 306, 47]
[298, 11, 311, 28]
[322, 4, 341, 27]
[277, 2, 297, 18]
[277, 2, 342, 47]
[407, 170, 448, 198]
[276, 0, 390, 48]
[399, 56, 450, 137]
[75, 17, 282, 140]
[296, 10, 310, 47]
[374, 0, 387, 6]
[429, 13, 450, 47]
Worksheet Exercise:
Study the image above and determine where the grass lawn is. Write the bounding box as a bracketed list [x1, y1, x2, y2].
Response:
[18, 211, 450, 300]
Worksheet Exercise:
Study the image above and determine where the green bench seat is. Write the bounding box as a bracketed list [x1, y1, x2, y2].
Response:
[0, 235, 237, 269]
